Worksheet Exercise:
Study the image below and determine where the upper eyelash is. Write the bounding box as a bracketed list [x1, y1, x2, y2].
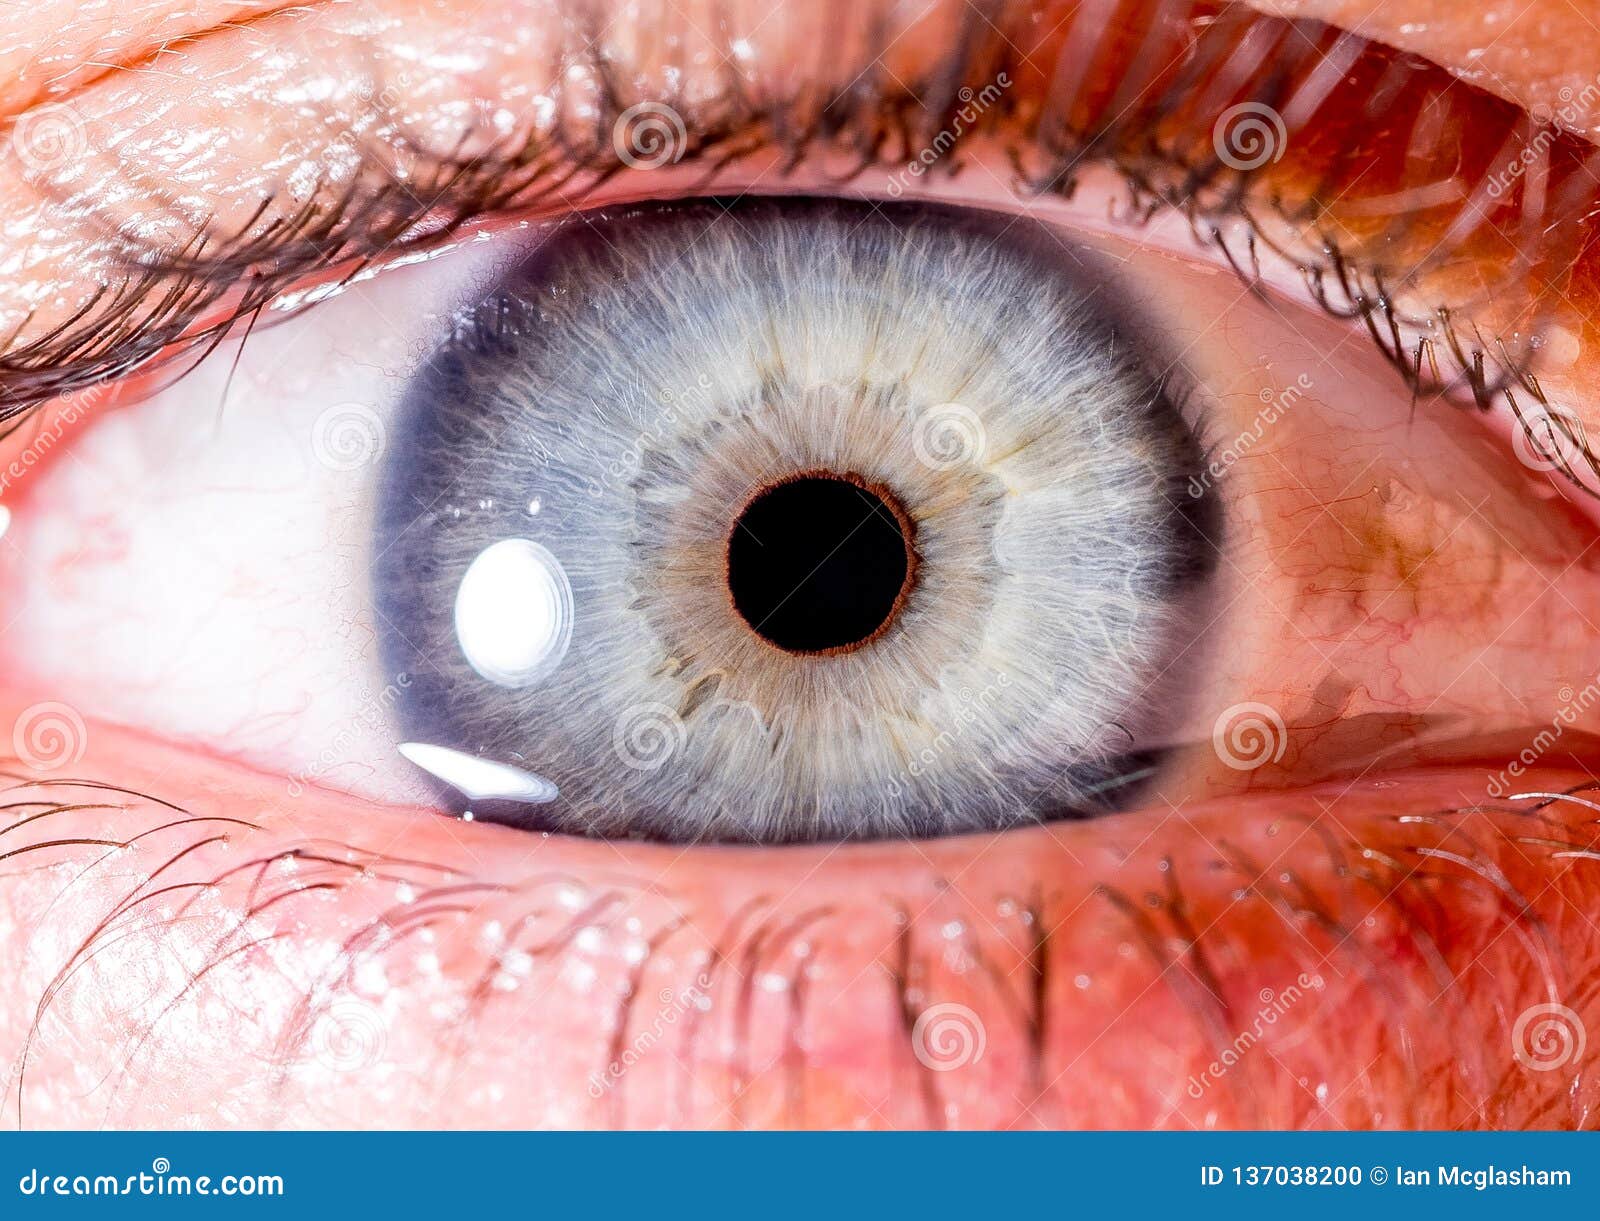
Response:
[1, 0, 1594, 469]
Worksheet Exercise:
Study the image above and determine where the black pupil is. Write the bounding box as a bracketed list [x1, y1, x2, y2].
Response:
[727, 474, 911, 653]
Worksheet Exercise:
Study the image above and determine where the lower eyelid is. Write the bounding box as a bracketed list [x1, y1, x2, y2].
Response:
[4, 703, 1596, 1129]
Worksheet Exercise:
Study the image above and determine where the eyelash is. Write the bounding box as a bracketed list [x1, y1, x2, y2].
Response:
[1, 0, 1593, 471]
[10, 763, 1598, 1126]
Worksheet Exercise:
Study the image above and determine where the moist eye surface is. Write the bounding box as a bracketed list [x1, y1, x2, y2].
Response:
[375, 197, 1219, 844]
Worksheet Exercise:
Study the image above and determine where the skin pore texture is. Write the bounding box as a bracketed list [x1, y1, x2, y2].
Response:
[2, 0, 1600, 1129]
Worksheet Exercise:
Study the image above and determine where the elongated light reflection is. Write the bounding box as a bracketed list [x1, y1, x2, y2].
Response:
[398, 741, 559, 804]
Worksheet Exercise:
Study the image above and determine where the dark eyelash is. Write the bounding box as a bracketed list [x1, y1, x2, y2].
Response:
[3, 0, 1595, 479]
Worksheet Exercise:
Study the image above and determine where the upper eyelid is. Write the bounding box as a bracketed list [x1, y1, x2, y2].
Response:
[3, 0, 1589, 125]
[0, 1, 1594, 422]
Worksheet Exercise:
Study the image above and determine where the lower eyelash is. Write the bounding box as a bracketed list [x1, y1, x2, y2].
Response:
[5, 761, 1595, 1126]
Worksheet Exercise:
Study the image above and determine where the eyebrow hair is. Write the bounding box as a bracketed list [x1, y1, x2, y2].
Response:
[0, 0, 1595, 471]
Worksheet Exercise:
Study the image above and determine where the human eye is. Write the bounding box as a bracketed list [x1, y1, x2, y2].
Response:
[2, 0, 1599, 1131]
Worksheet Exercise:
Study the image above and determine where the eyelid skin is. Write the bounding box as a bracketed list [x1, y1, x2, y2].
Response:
[3, 0, 1594, 123]
[4, 701, 1599, 1128]
[1247, 0, 1600, 136]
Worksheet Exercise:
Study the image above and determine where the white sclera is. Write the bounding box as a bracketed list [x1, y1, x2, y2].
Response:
[453, 537, 574, 688]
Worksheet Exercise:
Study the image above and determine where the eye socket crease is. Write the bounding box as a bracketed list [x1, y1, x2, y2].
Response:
[1, 0, 1596, 500]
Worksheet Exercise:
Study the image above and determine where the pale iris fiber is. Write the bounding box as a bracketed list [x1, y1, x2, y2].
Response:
[417, 204, 1202, 841]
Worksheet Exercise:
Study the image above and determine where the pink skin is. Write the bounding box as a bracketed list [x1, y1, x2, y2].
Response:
[1, 0, 1600, 1129]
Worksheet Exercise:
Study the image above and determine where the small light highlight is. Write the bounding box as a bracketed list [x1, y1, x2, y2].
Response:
[454, 537, 573, 688]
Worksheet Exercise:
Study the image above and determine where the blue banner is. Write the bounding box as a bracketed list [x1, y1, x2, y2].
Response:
[0, 1133, 1589, 1216]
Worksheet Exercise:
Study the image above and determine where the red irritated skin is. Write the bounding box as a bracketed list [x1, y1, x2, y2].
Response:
[1, 713, 1598, 1129]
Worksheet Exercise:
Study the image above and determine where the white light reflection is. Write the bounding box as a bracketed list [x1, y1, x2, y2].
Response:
[454, 537, 573, 688]
[398, 742, 559, 804]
